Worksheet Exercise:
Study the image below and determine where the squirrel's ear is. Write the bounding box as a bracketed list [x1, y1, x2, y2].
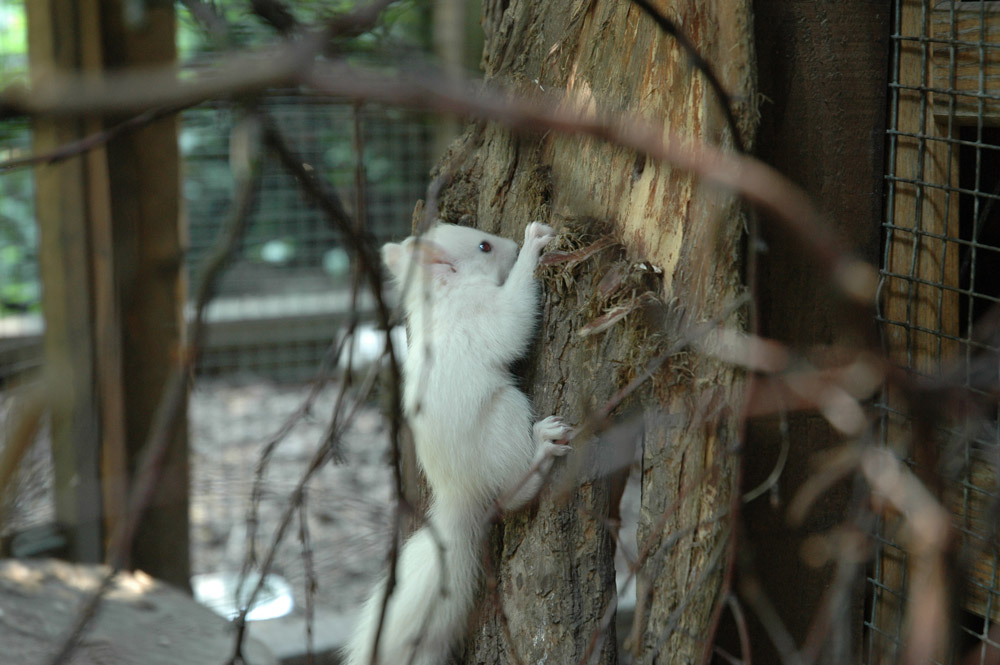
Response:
[381, 241, 408, 282]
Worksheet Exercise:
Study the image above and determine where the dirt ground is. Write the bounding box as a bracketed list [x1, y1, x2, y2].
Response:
[188, 379, 395, 614]
[0, 379, 394, 614]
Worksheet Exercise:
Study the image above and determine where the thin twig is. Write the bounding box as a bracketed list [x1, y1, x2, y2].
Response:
[227, 348, 383, 664]
[299, 498, 317, 665]
[250, 0, 299, 35]
[323, 0, 397, 43]
[43, 572, 117, 665]
[738, 572, 805, 665]
[0, 104, 188, 173]
[260, 120, 406, 665]
[228, 327, 355, 661]
[301, 64, 874, 306]
[179, 0, 231, 42]
[728, 594, 753, 665]
[2, 55, 875, 305]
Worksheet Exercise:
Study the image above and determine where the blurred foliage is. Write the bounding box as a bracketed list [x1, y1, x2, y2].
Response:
[0, 0, 26, 82]
[0, 155, 38, 315]
[177, 0, 431, 62]
[0, 1, 32, 316]
[182, 99, 431, 278]
[177, 2, 434, 280]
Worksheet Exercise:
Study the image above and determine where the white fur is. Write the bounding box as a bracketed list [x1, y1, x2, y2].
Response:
[343, 222, 570, 665]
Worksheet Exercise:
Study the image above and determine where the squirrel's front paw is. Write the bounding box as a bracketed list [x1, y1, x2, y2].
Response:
[524, 222, 555, 253]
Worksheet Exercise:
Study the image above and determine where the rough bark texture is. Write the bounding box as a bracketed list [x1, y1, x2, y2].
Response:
[428, 1, 757, 664]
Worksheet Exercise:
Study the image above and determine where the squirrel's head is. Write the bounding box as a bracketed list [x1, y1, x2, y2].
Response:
[382, 223, 519, 289]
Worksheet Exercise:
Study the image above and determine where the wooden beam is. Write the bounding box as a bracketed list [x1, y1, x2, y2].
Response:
[27, 0, 119, 565]
[879, 0, 963, 658]
[928, 0, 1000, 629]
[884, 3, 962, 375]
[748, 2, 888, 662]
[97, 1, 188, 589]
[26, 0, 187, 587]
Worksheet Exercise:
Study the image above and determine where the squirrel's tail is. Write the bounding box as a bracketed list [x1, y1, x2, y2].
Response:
[343, 503, 484, 665]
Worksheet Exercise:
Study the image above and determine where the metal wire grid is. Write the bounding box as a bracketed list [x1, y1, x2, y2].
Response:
[184, 97, 429, 273]
[872, 1, 1000, 662]
[0, 96, 429, 382]
[185, 97, 429, 379]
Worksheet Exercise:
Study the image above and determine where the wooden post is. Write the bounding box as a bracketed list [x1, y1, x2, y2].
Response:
[747, 2, 888, 663]
[97, 0, 189, 592]
[26, 1, 187, 587]
[883, 2, 962, 375]
[27, 0, 123, 566]
[877, 2, 963, 660]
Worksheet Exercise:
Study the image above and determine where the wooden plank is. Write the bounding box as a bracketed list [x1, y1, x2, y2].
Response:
[747, 2, 888, 662]
[931, 2, 1000, 123]
[26, 0, 108, 565]
[878, 0, 963, 660]
[97, 0, 189, 589]
[887, 0, 1000, 632]
[885, 4, 962, 375]
[25, 0, 187, 588]
[949, 455, 1000, 624]
[76, 0, 130, 576]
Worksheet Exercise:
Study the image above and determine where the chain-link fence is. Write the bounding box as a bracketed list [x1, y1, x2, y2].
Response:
[872, 1, 1000, 662]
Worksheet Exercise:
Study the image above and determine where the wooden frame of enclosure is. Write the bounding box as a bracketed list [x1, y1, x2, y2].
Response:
[24, 0, 188, 587]
[875, 0, 1000, 658]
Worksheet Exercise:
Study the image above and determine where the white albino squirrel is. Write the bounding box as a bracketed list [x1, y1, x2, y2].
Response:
[343, 221, 571, 665]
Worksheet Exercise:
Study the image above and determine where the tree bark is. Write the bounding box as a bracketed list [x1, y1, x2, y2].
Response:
[429, 1, 757, 663]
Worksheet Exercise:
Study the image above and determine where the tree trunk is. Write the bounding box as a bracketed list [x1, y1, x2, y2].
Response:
[429, 1, 757, 663]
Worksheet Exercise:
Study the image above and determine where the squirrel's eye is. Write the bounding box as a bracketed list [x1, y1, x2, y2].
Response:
[479, 241, 492, 253]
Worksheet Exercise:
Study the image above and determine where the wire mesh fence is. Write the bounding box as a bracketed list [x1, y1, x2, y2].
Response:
[184, 98, 429, 380]
[872, 1, 1000, 662]
[0, 98, 429, 383]
[0, 0, 38, 378]
[0, 99, 426, 564]
[0, 0, 428, 631]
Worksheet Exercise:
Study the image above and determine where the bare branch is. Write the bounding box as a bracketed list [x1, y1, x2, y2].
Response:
[250, 0, 299, 35]
[0, 104, 188, 173]
[2, 57, 875, 306]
